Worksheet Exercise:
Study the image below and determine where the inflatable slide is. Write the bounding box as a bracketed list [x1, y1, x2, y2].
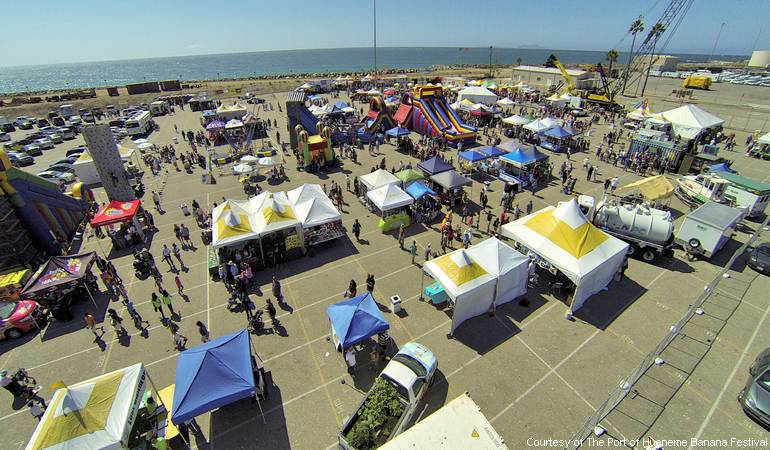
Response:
[410, 85, 476, 147]
[357, 96, 394, 144]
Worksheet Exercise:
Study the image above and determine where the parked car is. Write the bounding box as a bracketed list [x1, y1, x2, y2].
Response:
[22, 144, 42, 156]
[49, 133, 64, 144]
[38, 126, 58, 135]
[746, 243, 770, 275]
[58, 127, 76, 140]
[37, 170, 74, 184]
[69, 116, 82, 126]
[15, 117, 34, 129]
[51, 117, 66, 127]
[33, 138, 54, 149]
[739, 347, 770, 428]
[0, 300, 42, 340]
[47, 163, 74, 173]
[66, 146, 87, 157]
[7, 152, 34, 167]
[35, 118, 50, 128]
[82, 112, 95, 123]
[54, 156, 79, 165]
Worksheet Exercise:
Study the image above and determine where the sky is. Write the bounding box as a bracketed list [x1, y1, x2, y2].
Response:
[1, 0, 766, 67]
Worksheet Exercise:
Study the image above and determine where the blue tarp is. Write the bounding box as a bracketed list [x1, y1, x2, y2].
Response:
[417, 156, 453, 175]
[386, 127, 411, 137]
[327, 293, 389, 350]
[406, 181, 437, 200]
[709, 162, 735, 173]
[501, 147, 549, 167]
[172, 329, 255, 424]
[459, 150, 487, 163]
[478, 146, 506, 157]
[543, 125, 574, 140]
[334, 101, 349, 109]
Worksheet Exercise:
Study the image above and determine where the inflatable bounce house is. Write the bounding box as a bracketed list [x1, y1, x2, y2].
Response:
[357, 95, 395, 144]
[396, 85, 476, 148]
[296, 123, 334, 170]
[0, 150, 90, 271]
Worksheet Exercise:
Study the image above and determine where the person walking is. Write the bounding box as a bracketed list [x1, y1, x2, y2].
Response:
[175, 275, 184, 295]
[409, 241, 417, 264]
[161, 244, 176, 270]
[150, 292, 165, 319]
[160, 290, 175, 316]
[266, 299, 277, 326]
[172, 243, 185, 269]
[271, 276, 282, 302]
[107, 308, 126, 337]
[151, 190, 162, 212]
[526, 200, 533, 216]
[83, 312, 104, 339]
[28, 401, 45, 421]
[347, 279, 357, 298]
[126, 299, 149, 330]
[398, 225, 405, 249]
[604, 178, 611, 192]
[424, 243, 432, 262]
[366, 274, 375, 293]
[196, 321, 210, 342]
[352, 219, 361, 241]
[610, 176, 619, 193]
[169, 323, 188, 351]
[180, 224, 191, 248]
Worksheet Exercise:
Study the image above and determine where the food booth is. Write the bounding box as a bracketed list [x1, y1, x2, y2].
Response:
[406, 181, 440, 224]
[358, 169, 400, 197]
[501, 199, 628, 313]
[251, 192, 305, 265]
[21, 252, 99, 320]
[458, 150, 488, 175]
[89, 199, 146, 250]
[327, 293, 390, 352]
[395, 168, 425, 188]
[289, 184, 344, 247]
[366, 184, 414, 232]
[428, 170, 472, 207]
[497, 145, 549, 190]
[540, 125, 574, 153]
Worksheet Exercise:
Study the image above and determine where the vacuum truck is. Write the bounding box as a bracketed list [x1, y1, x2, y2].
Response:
[574, 195, 675, 262]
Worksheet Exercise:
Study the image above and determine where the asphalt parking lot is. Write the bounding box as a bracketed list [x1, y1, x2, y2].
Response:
[1, 84, 769, 450]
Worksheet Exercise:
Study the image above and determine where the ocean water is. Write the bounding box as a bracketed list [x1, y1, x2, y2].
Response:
[0, 47, 745, 94]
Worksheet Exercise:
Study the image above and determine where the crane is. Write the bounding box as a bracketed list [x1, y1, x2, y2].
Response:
[589, 0, 694, 107]
[554, 59, 575, 94]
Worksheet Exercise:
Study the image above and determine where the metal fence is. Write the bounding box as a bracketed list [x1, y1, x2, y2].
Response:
[566, 214, 769, 449]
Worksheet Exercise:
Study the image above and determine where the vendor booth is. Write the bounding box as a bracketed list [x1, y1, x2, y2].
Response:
[541, 125, 574, 153]
[498, 145, 549, 189]
[172, 329, 265, 426]
[327, 292, 390, 351]
[524, 119, 552, 134]
[291, 188, 344, 247]
[465, 237, 528, 307]
[417, 156, 453, 176]
[252, 192, 304, 263]
[367, 184, 414, 231]
[429, 170, 472, 207]
[406, 181, 440, 224]
[21, 252, 99, 320]
[458, 151, 488, 175]
[90, 200, 146, 250]
[661, 104, 724, 140]
[26, 363, 164, 450]
[501, 199, 628, 313]
[395, 168, 424, 187]
[502, 115, 531, 127]
[215, 103, 248, 121]
[358, 169, 400, 196]
[211, 200, 260, 250]
[423, 249, 498, 334]
[456, 86, 498, 106]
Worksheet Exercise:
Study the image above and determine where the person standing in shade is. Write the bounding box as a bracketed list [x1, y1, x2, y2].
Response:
[409, 241, 417, 264]
[398, 225, 405, 249]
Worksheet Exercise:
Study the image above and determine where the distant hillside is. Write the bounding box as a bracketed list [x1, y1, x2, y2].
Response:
[518, 44, 547, 50]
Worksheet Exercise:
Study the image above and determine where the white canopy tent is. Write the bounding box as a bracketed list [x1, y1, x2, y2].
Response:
[456, 86, 498, 106]
[294, 197, 341, 227]
[661, 104, 724, 140]
[359, 169, 400, 191]
[366, 184, 414, 212]
[540, 117, 563, 128]
[524, 119, 553, 133]
[424, 249, 498, 334]
[496, 97, 515, 106]
[26, 363, 147, 450]
[503, 115, 531, 126]
[73, 146, 138, 186]
[287, 183, 327, 205]
[501, 199, 628, 313]
[465, 237, 528, 306]
[215, 103, 248, 121]
[211, 200, 260, 249]
[758, 132, 770, 145]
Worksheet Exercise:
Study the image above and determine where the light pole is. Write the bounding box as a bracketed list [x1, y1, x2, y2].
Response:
[373, 0, 377, 87]
[489, 46, 493, 77]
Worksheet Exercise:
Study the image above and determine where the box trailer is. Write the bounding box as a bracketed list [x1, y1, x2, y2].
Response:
[675, 202, 745, 259]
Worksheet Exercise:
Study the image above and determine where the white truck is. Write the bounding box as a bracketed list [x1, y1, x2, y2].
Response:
[378, 393, 508, 450]
[575, 195, 675, 262]
[339, 342, 437, 450]
[149, 100, 169, 116]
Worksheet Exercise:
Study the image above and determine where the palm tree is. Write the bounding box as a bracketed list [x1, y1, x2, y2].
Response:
[606, 49, 619, 78]
[516, 57, 523, 66]
[621, 16, 644, 95]
[641, 22, 666, 95]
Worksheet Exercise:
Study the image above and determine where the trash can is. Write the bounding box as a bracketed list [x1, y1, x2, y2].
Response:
[389, 295, 402, 314]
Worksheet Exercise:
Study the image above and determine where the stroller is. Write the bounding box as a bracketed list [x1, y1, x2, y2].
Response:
[248, 309, 265, 333]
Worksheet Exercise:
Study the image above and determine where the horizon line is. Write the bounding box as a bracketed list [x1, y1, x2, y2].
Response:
[0, 45, 751, 70]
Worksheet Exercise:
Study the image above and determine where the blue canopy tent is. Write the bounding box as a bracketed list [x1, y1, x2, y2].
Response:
[327, 293, 389, 351]
[709, 162, 736, 173]
[172, 329, 260, 424]
[406, 181, 437, 200]
[386, 126, 411, 138]
[478, 146, 506, 158]
[458, 150, 487, 163]
[334, 101, 349, 110]
[501, 147, 548, 168]
[543, 125, 574, 140]
[417, 156, 453, 176]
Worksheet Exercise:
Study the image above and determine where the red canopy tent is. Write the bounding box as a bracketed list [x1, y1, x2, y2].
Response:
[90, 200, 141, 227]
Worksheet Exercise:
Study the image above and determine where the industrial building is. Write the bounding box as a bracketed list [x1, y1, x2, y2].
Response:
[510, 65, 595, 90]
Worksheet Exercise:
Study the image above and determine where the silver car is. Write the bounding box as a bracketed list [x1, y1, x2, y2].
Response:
[739, 348, 770, 428]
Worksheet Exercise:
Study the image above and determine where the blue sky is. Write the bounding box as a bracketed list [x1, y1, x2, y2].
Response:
[1, 0, 765, 66]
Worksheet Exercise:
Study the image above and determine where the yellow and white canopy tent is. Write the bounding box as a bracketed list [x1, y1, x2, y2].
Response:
[211, 200, 259, 249]
[621, 175, 675, 202]
[501, 199, 628, 313]
[252, 192, 302, 238]
[424, 249, 497, 334]
[215, 103, 248, 121]
[465, 237, 529, 307]
[26, 363, 148, 450]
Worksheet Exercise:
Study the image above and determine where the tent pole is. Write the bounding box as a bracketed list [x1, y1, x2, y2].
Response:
[85, 283, 99, 309]
[418, 268, 424, 301]
[248, 333, 266, 424]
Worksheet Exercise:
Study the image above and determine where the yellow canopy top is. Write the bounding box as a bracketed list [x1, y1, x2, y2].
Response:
[525, 204, 609, 258]
[621, 175, 674, 201]
[431, 251, 488, 287]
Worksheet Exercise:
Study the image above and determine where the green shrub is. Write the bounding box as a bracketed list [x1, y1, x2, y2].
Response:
[345, 378, 405, 449]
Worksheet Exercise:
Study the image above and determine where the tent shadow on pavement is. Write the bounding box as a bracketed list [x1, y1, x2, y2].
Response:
[41, 288, 111, 342]
[106, 228, 158, 260]
[448, 311, 520, 355]
[573, 275, 646, 330]
[206, 372, 289, 450]
[494, 289, 549, 324]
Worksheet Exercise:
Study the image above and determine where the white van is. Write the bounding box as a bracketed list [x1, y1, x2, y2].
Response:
[149, 101, 168, 116]
[125, 111, 153, 136]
